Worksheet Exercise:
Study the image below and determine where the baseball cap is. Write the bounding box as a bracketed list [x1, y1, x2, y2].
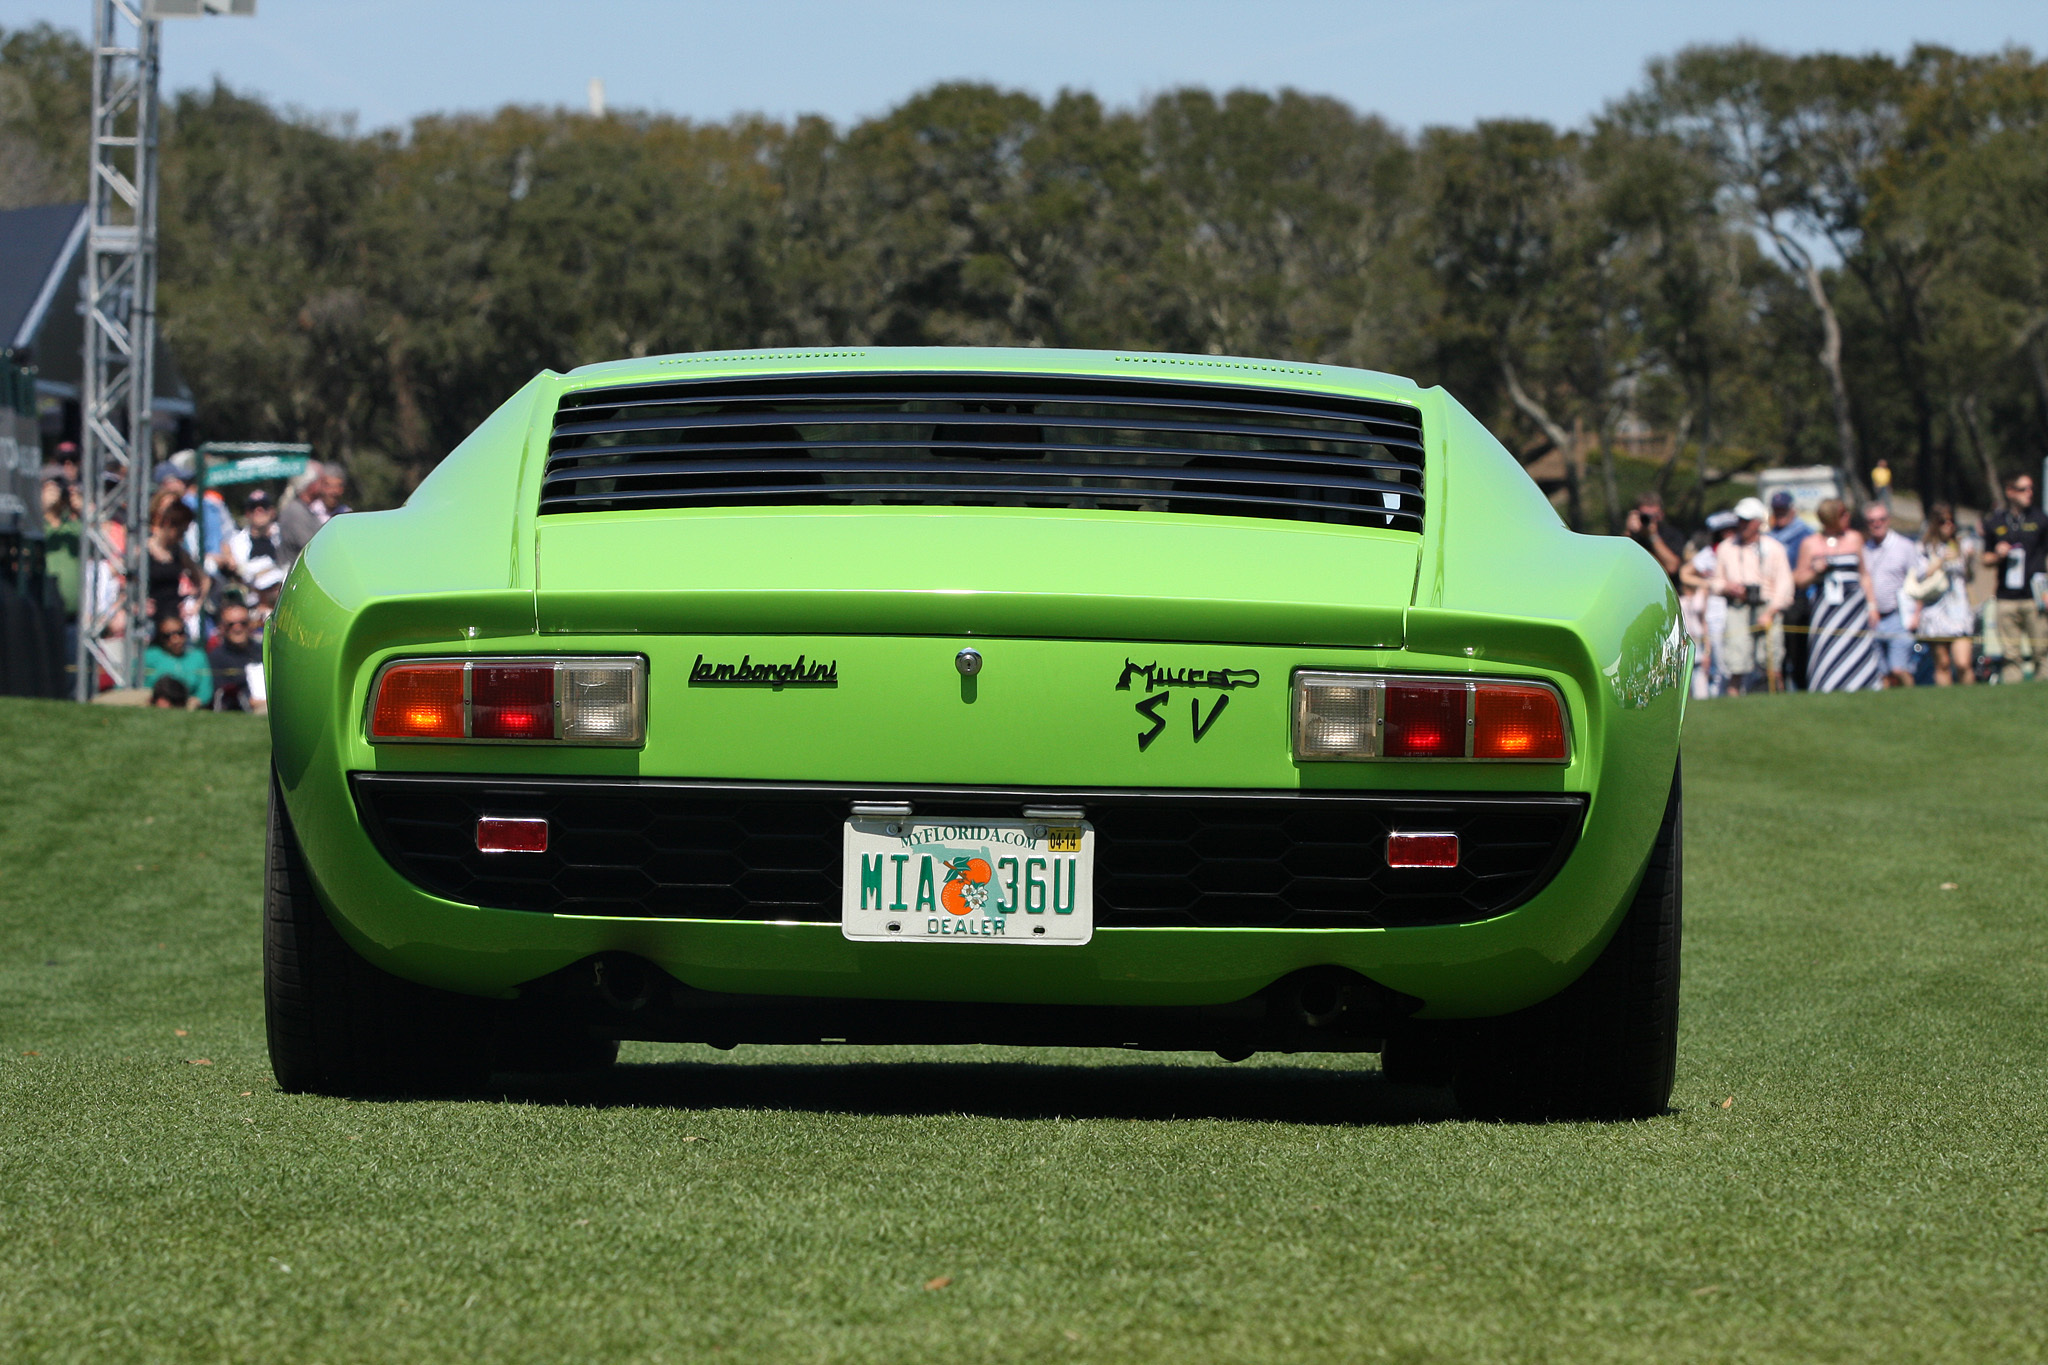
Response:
[245, 488, 272, 507]
[1733, 496, 1768, 522]
[1769, 490, 1795, 511]
[250, 565, 287, 591]
[1705, 510, 1740, 532]
[153, 460, 183, 484]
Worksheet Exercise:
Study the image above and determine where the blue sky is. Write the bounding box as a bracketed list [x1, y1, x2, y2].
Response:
[4, 0, 2046, 133]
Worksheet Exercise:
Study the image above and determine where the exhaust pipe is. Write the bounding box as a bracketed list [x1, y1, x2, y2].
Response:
[1293, 971, 1351, 1028]
[592, 954, 654, 1012]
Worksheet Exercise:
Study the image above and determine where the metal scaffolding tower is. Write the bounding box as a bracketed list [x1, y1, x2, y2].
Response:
[74, 0, 161, 698]
[72, 0, 254, 699]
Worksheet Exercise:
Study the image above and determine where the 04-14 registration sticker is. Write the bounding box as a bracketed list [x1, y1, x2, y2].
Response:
[840, 817, 1095, 945]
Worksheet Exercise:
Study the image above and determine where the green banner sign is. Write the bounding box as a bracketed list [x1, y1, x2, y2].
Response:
[200, 443, 312, 489]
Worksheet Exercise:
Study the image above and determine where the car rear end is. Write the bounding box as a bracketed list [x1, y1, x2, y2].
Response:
[267, 349, 1681, 1107]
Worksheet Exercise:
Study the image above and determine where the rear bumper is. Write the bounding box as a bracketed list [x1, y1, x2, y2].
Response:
[282, 765, 1658, 1020]
[352, 774, 1586, 930]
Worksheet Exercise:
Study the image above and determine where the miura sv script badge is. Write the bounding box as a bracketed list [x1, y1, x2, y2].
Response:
[1116, 658, 1260, 751]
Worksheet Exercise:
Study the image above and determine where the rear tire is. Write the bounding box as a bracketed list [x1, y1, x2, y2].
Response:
[264, 774, 493, 1096]
[1452, 760, 1682, 1122]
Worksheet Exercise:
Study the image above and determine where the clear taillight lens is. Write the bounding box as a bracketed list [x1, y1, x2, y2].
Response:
[368, 657, 645, 745]
[1294, 676, 1377, 755]
[1292, 671, 1568, 762]
[559, 663, 641, 741]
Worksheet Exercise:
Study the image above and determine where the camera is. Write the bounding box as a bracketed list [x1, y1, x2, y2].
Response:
[1742, 583, 1765, 608]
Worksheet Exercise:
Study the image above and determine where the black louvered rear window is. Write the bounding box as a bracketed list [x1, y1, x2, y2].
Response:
[540, 372, 1424, 532]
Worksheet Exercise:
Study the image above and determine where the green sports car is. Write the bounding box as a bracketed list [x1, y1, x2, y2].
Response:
[263, 347, 1686, 1119]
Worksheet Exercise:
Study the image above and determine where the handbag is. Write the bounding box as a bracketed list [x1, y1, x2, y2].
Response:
[1903, 561, 1949, 604]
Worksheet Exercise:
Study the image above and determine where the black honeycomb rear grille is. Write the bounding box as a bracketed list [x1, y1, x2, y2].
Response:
[352, 776, 1581, 930]
[540, 372, 1424, 531]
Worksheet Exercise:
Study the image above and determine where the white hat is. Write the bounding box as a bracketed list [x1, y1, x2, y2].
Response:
[250, 565, 287, 591]
[1733, 496, 1768, 522]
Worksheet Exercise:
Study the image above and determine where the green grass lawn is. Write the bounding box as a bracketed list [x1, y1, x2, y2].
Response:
[3, 689, 2046, 1363]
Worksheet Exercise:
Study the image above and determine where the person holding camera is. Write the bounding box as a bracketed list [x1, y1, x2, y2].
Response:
[1624, 492, 1684, 582]
[1709, 497, 1793, 693]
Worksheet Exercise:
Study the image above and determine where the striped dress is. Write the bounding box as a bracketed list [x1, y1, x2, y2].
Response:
[1809, 552, 1882, 692]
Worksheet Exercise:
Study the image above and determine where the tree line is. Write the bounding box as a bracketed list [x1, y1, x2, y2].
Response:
[5, 22, 2047, 523]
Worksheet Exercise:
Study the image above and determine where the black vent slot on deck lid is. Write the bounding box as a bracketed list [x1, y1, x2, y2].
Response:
[539, 372, 1424, 531]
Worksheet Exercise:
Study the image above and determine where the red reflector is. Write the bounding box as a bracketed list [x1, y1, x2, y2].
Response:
[1387, 832, 1459, 869]
[472, 665, 555, 740]
[1383, 683, 1466, 758]
[1473, 683, 1567, 760]
[370, 664, 465, 739]
[476, 816, 549, 854]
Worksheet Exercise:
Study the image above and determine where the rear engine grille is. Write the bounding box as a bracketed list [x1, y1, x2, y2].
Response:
[352, 776, 1581, 929]
[540, 372, 1424, 531]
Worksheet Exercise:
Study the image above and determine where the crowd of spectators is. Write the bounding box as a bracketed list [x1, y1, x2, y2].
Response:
[1631, 470, 2048, 696]
[36, 446, 350, 709]
[32, 436, 2048, 709]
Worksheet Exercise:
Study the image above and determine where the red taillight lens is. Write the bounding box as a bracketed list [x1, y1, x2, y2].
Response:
[370, 664, 465, 739]
[472, 665, 555, 740]
[476, 816, 549, 854]
[1383, 683, 1466, 758]
[1387, 832, 1459, 868]
[1473, 683, 1567, 760]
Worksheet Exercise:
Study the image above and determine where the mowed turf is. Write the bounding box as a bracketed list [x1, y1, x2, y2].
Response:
[2, 689, 2045, 1364]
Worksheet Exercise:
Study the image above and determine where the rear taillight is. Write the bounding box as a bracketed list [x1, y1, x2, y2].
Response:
[368, 657, 645, 745]
[1384, 683, 1466, 758]
[1292, 671, 1569, 763]
[370, 664, 465, 740]
[1472, 682, 1568, 759]
[472, 665, 554, 740]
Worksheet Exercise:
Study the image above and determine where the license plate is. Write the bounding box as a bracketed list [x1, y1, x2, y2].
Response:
[840, 816, 1094, 945]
